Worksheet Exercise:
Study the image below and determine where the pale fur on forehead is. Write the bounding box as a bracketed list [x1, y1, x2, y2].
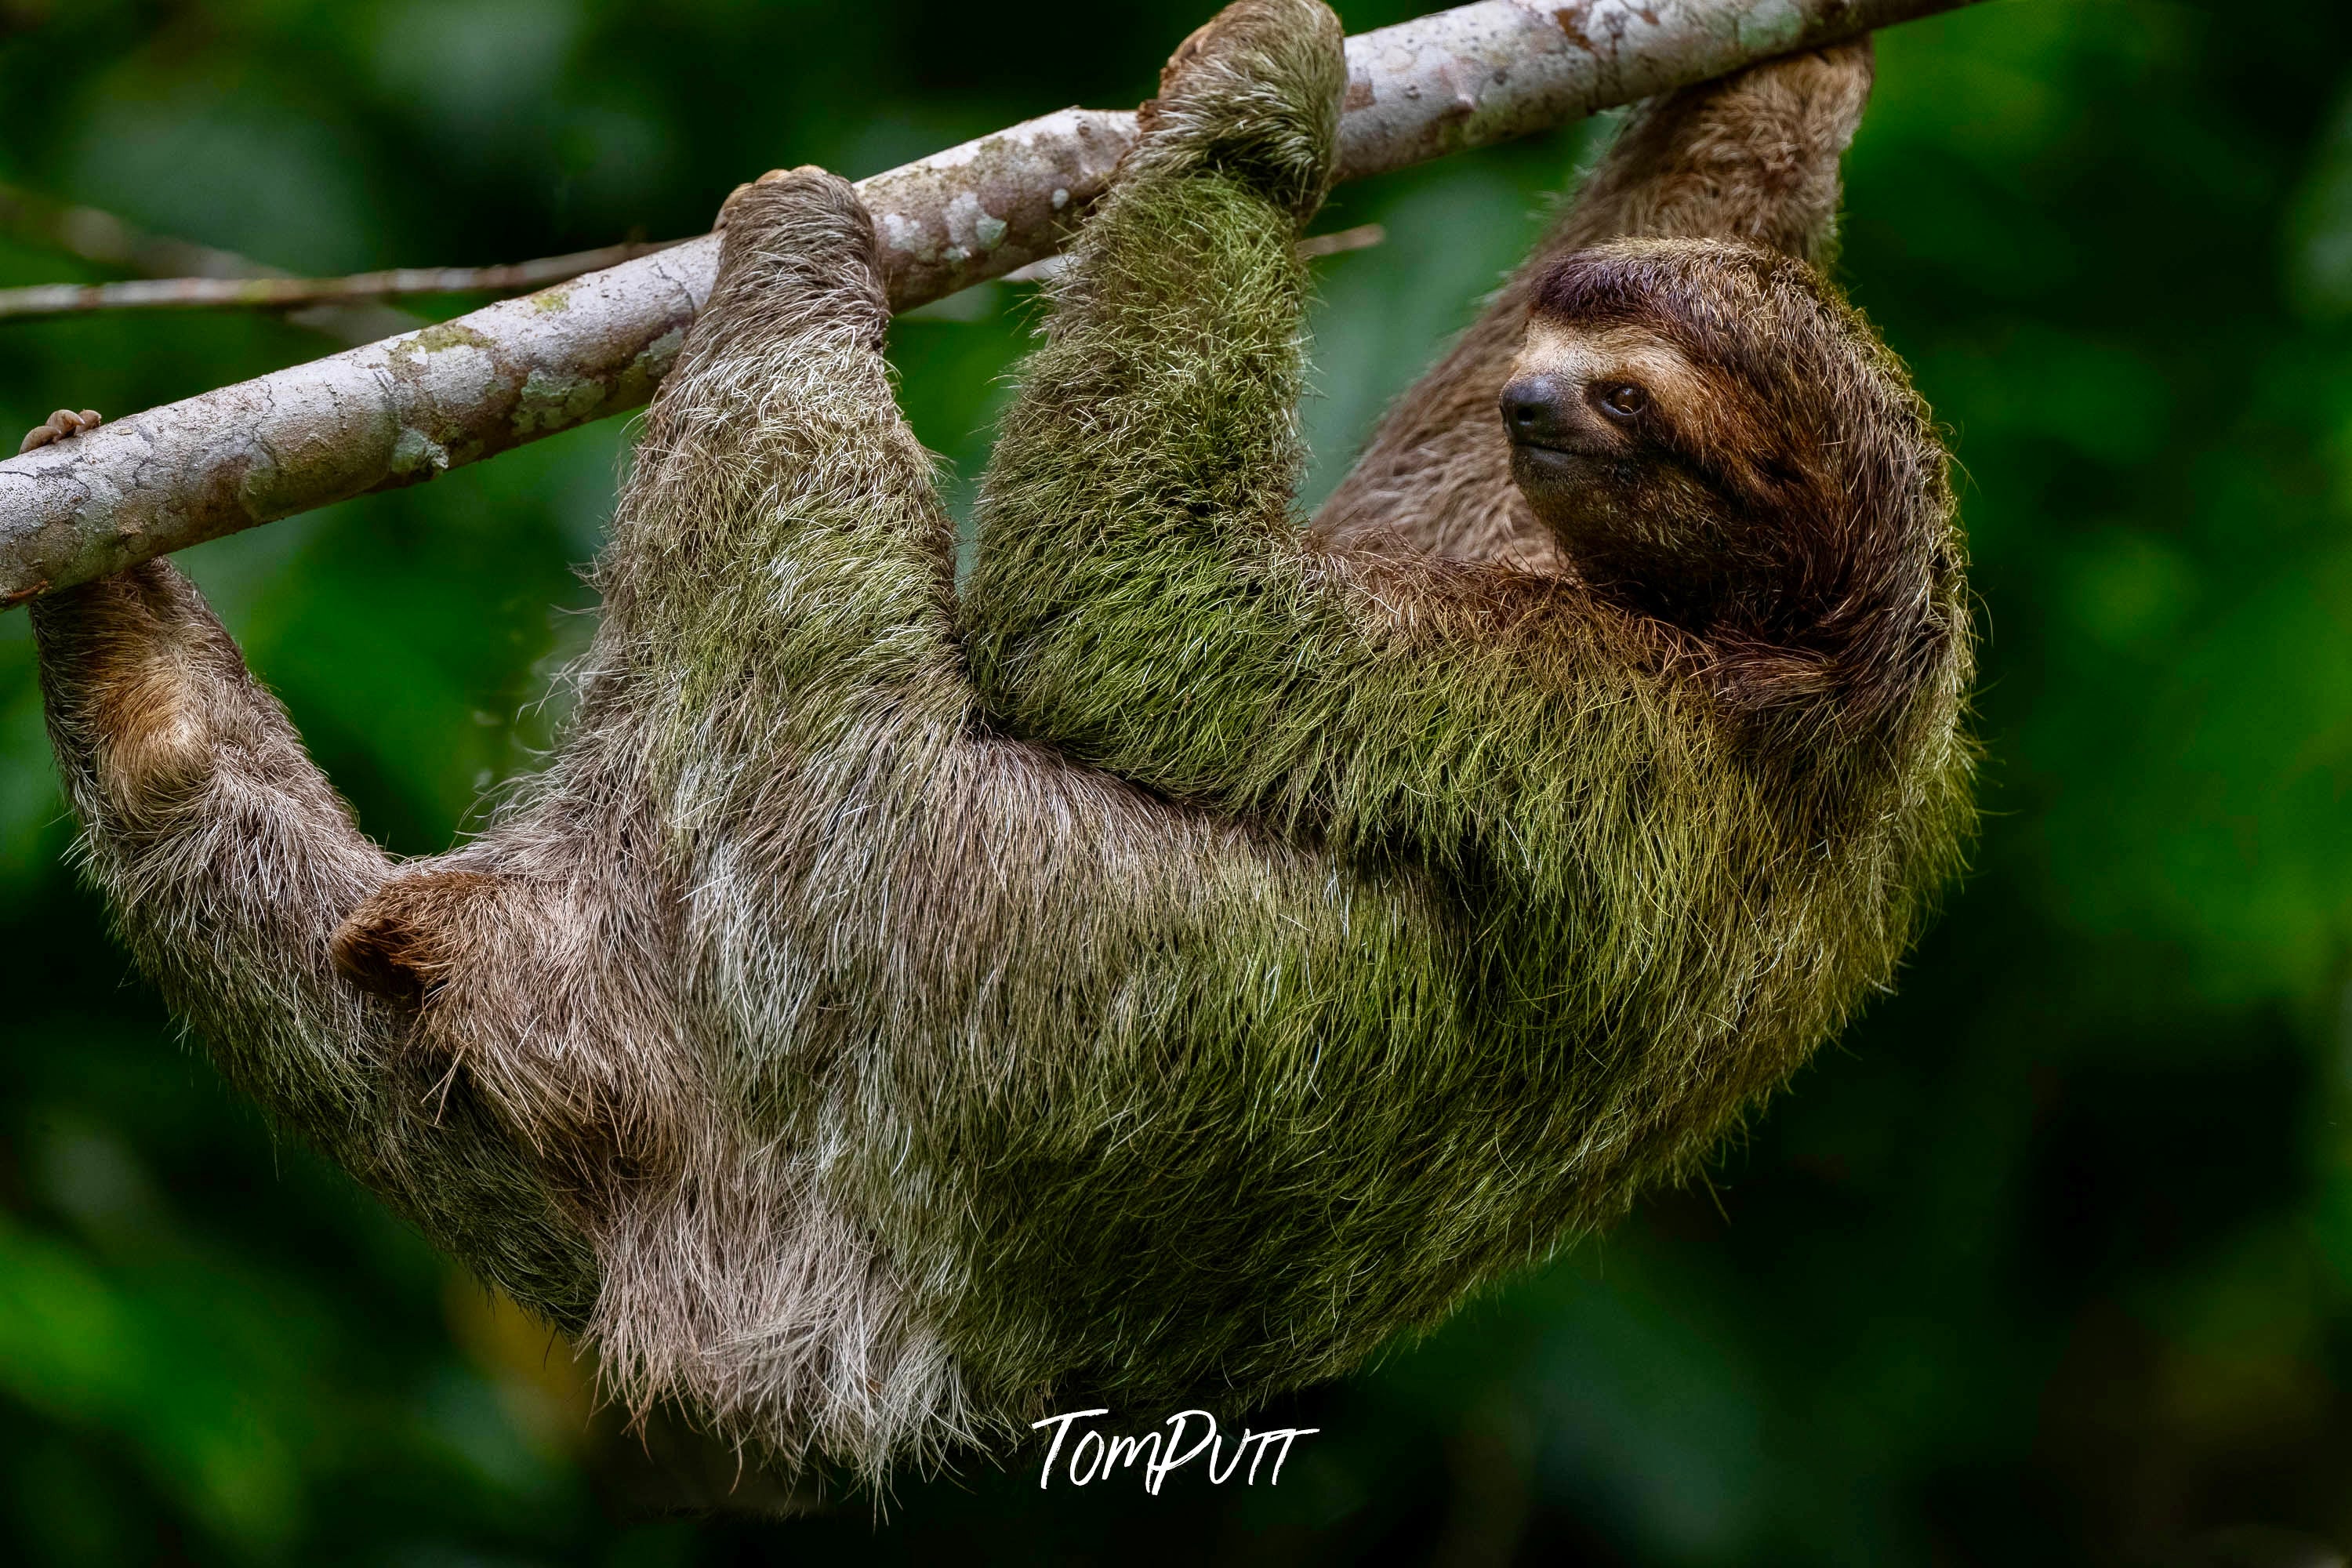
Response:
[1508, 319, 1713, 419]
[1508, 315, 1768, 470]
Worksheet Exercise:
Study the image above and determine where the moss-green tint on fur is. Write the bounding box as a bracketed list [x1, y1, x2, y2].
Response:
[25, 0, 1972, 1483]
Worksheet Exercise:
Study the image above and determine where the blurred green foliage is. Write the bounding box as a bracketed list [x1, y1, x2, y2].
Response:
[2, 0, 2349, 1562]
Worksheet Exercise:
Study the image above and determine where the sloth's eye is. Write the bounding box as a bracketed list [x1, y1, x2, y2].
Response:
[1596, 383, 1647, 421]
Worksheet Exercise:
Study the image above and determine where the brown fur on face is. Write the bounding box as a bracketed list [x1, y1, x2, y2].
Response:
[1499, 238, 1960, 720]
[1501, 310, 1760, 613]
[1312, 39, 1879, 572]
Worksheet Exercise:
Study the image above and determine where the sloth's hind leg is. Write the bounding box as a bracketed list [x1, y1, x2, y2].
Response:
[31, 549, 596, 1323]
[34, 559, 393, 1081]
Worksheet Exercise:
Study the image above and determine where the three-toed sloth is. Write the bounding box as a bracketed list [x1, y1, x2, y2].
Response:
[27, 0, 1971, 1479]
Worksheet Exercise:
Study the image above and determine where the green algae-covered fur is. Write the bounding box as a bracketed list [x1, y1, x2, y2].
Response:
[29, 0, 1972, 1479]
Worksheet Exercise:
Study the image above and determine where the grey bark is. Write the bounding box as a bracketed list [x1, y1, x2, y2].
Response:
[0, 0, 1984, 608]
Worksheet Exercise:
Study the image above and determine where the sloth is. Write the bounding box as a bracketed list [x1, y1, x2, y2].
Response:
[26, 0, 1970, 1479]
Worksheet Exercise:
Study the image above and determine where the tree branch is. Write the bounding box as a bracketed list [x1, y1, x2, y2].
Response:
[0, 238, 691, 322]
[0, 0, 1986, 608]
[0, 230, 1377, 319]
[0, 180, 424, 346]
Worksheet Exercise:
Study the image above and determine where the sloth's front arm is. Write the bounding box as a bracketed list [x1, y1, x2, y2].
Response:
[967, 6, 1773, 890]
[960, 2, 1658, 859]
[961, 0, 1969, 1043]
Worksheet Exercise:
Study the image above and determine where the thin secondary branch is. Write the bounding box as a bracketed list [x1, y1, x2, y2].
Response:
[0, 229, 1363, 318]
[0, 238, 692, 321]
[1296, 223, 1388, 261]
[0, 0, 1987, 608]
[0, 180, 422, 346]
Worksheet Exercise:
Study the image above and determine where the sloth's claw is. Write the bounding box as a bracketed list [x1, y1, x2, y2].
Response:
[19, 408, 102, 456]
[716, 166, 826, 231]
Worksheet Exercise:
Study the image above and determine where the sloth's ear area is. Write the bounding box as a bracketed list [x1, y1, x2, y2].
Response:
[331, 869, 502, 1002]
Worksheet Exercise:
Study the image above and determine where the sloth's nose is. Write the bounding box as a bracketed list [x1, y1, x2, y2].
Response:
[1500, 376, 1570, 448]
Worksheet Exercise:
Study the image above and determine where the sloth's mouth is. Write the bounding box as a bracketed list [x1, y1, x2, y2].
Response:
[1508, 437, 1605, 467]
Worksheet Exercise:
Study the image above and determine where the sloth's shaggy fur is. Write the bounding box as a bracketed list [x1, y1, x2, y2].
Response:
[29, 0, 1973, 1481]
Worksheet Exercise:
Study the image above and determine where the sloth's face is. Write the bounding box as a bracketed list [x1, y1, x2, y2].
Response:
[1500, 314, 1759, 622]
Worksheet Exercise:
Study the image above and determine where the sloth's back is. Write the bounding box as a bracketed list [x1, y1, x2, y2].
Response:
[758, 720, 1595, 1410]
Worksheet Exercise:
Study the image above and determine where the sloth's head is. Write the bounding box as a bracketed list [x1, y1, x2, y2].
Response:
[1501, 238, 1948, 662]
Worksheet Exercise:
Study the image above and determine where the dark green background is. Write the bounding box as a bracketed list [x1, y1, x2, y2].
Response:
[2, 0, 2346, 1562]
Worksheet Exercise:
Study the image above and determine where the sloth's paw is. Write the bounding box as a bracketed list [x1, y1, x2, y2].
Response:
[710, 165, 883, 318]
[1138, 0, 1346, 220]
[715, 164, 866, 252]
